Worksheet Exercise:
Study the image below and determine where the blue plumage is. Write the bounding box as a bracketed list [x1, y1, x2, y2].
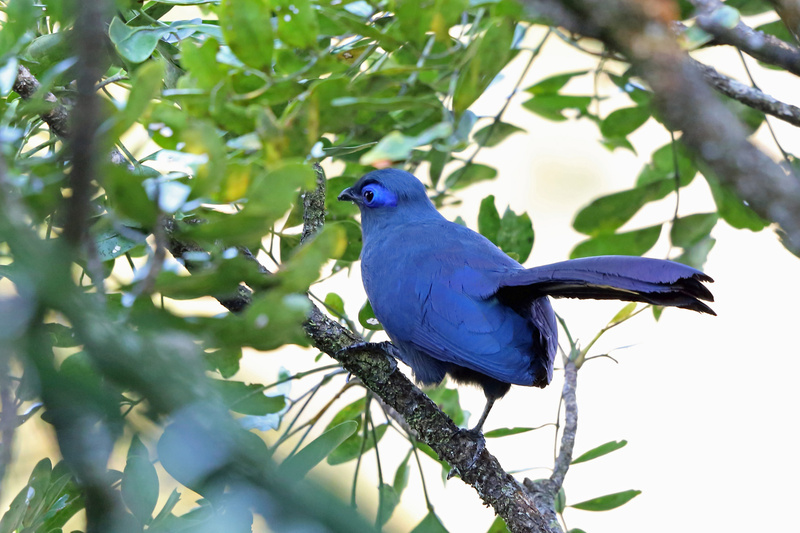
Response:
[338, 168, 714, 430]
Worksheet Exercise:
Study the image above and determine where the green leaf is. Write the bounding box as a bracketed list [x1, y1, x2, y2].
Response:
[522, 94, 592, 122]
[484, 426, 544, 438]
[115, 60, 164, 137]
[324, 292, 345, 317]
[555, 486, 566, 513]
[725, 0, 772, 15]
[358, 300, 383, 330]
[704, 172, 768, 231]
[600, 106, 650, 139]
[487, 516, 510, 532]
[393, 449, 413, 496]
[121, 436, 159, 524]
[377, 483, 400, 527]
[674, 235, 716, 270]
[670, 213, 718, 248]
[93, 228, 141, 261]
[360, 123, 453, 166]
[636, 142, 697, 187]
[476, 198, 500, 250]
[444, 163, 497, 190]
[570, 225, 662, 258]
[525, 70, 589, 95]
[275, 0, 319, 49]
[213, 380, 286, 416]
[278, 223, 348, 291]
[280, 421, 358, 479]
[426, 387, 465, 427]
[219, 0, 274, 71]
[109, 17, 167, 63]
[609, 303, 637, 324]
[453, 18, 515, 115]
[327, 423, 388, 465]
[473, 122, 525, 148]
[571, 440, 628, 465]
[205, 345, 242, 379]
[755, 19, 795, 43]
[573, 179, 675, 236]
[410, 511, 449, 533]
[571, 489, 641, 511]
[497, 206, 534, 263]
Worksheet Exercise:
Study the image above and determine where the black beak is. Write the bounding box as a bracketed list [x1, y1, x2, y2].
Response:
[338, 187, 358, 202]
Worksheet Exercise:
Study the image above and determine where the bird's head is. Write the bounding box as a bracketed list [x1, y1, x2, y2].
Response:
[337, 169, 438, 222]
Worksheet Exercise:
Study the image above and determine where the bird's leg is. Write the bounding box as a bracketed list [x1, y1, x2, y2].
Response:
[470, 397, 495, 435]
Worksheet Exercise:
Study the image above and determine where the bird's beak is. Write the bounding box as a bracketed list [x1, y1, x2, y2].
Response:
[338, 187, 358, 202]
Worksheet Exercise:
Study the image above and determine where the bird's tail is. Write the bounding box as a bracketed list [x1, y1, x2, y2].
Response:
[496, 256, 715, 315]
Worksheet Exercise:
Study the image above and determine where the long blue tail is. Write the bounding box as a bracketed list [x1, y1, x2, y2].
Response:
[497, 256, 715, 315]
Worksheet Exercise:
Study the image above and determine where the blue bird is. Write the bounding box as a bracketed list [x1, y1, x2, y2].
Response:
[338, 168, 714, 433]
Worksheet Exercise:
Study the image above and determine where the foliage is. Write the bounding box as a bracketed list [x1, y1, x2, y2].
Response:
[0, 0, 792, 532]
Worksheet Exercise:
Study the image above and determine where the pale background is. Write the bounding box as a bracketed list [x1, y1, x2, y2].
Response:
[4, 14, 799, 533]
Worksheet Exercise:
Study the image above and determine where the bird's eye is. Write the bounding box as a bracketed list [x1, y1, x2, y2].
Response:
[364, 189, 375, 203]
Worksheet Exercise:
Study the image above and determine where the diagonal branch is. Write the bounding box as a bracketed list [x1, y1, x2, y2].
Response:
[523, 0, 800, 255]
[691, 0, 800, 77]
[695, 59, 800, 127]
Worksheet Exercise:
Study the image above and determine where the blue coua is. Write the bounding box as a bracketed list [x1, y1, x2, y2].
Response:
[338, 168, 714, 432]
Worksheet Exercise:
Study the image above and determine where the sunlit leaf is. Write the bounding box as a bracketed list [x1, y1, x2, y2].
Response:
[571, 489, 641, 511]
[571, 440, 628, 464]
[570, 225, 662, 258]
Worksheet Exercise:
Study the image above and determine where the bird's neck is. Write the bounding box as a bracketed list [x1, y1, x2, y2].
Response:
[360, 204, 444, 245]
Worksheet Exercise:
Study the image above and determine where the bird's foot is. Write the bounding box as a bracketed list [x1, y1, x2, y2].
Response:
[447, 427, 486, 479]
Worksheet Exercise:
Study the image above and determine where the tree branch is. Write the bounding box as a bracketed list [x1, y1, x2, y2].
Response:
[695, 59, 800, 127]
[691, 0, 800, 77]
[523, 0, 800, 255]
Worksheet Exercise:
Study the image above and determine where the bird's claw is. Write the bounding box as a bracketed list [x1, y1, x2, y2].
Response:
[447, 427, 486, 479]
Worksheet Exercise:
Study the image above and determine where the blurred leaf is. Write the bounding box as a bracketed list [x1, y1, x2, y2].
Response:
[358, 300, 383, 330]
[276, 0, 319, 49]
[205, 345, 242, 379]
[600, 106, 650, 138]
[555, 486, 566, 513]
[571, 489, 641, 511]
[377, 483, 400, 527]
[473, 122, 525, 147]
[214, 380, 286, 416]
[755, 19, 794, 43]
[571, 440, 628, 464]
[670, 213, 718, 247]
[121, 435, 159, 524]
[444, 163, 497, 190]
[726, 0, 772, 15]
[453, 18, 515, 115]
[393, 449, 413, 496]
[573, 179, 675, 236]
[426, 387, 465, 427]
[109, 17, 167, 63]
[278, 223, 347, 291]
[410, 511, 449, 533]
[522, 94, 592, 122]
[280, 421, 358, 479]
[637, 142, 695, 186]
[704, 171, 768, 231]
[327, 423, 388, 465]
[93, 228, 141, 261]
[487, 516, 510, 532]
[115, 60, 164, 137]
[525, 70, 589, 95]
[674, 235, 716, 270]
[219, 0, 274, 71]
[570, 225, 662, 258]
[360, 123, 453, 166]
[43, 323, 80, 348]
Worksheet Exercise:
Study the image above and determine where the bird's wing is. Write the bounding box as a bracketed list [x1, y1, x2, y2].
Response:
[367, 224, 544, 386]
